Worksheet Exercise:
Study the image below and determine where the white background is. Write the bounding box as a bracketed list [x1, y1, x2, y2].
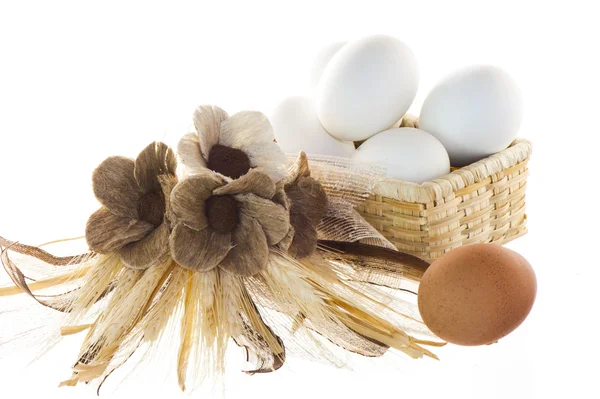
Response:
[0, 1, 597, 398]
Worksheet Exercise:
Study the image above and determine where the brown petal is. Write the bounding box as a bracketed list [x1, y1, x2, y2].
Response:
[170, 223, 232, 272]
[193, 105, 229, 160]
[283, 152, 311, 186]
[170, 174, 222, 231]
[120, 222, 170, 269]
[286, 177, 328, 227]
[219, 213, 269, 277]
[288, 211, 318, 259]
[157, 173, 178, 224]
[271, 187, 291, 210]
[85, 208, 153, 253]
[276, 225, 295, 253]
[213, 169, 276, 199]
[177, 132, 207, 174]
[238, 194, 290, 245]
[285, 176, 328, 258]
[134, 142, 177, 193]
[92, 156, 141, 219]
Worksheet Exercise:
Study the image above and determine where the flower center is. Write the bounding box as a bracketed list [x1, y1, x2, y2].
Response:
[206, 195, 239, 233]
[137, 190, 165, 228]
[207, 144, 251, 179]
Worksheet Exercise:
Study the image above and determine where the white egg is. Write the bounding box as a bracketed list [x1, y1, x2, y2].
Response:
[308, 41, 346, 91]
[353, 128, 450, 183]
[271, 96, 355, 157]
[316, 35, 419, 142]
[419, 65, 523, 166]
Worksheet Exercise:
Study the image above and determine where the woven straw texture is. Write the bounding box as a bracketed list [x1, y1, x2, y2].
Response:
[357, 130, 532, 263]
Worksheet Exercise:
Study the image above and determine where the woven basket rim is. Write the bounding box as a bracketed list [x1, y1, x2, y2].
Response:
[373, 138, 532, 203]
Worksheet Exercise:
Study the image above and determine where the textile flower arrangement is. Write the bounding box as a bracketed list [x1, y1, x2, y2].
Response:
[0, 105, 442, 393]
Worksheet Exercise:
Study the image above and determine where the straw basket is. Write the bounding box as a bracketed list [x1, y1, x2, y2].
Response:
[356, 116, 532, 263]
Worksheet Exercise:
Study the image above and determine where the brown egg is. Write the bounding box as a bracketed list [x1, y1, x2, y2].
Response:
[418, 244, 536, 346]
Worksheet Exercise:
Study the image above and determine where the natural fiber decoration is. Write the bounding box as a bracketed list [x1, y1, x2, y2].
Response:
[299, 154, 397, 251]
[358, 114, 531, 262]
[86, 141, 177, 270]
[0, 105, 443, 394]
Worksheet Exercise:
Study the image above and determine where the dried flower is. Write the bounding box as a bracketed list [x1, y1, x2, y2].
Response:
[169, 168, 289, 276]
[178, 105, 287, 182]
[85, 142, 177, 269]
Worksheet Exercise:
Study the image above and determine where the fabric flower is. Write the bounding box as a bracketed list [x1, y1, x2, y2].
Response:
[178, 105, 287, 183]
[169, 169, 290, 276]
[85, 142, 177, 269]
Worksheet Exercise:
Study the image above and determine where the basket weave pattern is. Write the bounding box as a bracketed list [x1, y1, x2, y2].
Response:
[357, 138, 532, 262]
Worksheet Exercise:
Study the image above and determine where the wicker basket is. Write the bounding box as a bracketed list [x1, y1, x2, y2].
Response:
[356, 122, 532, 263]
